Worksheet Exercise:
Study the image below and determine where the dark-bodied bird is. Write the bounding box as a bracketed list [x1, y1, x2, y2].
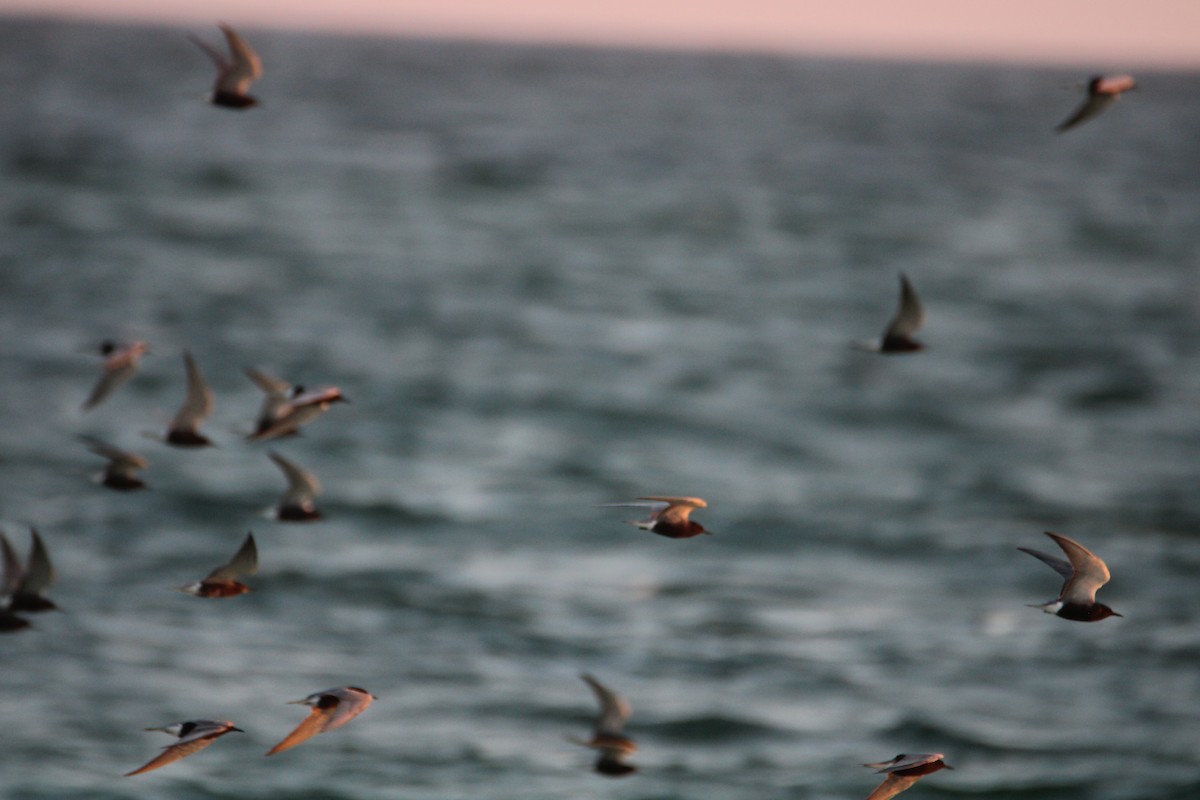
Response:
[189, 23, 262, 109]
[81, 339, 149, 410]
[861, 753, 952, 800]
[268, 451, 322, 521]
[873, 272, 925, 353]
[177, 533, 257, 598]
[266, 686, 375, 756]
[1, 528, 58, 613]
[164, 351, 214, 447]
[79, 435, 148, 491]
[599, 496, 711, 539]
[125, 720, 243, 776]
[246, 385, 348, 442]
[1056, 74, 1137, 133]
[1019, 531, 1120, 622]
[571, 673, 637, 777]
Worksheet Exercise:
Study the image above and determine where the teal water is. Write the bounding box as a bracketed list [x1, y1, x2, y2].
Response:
[2, 15, 1200, 800]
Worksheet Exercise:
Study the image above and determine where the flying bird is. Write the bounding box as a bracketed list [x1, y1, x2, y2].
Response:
[598, 496, 711, 539]
[1, 528, 58, 613]
[177, 533, 257, 598]
[571, 673, 637, 777]
[268, 451, 322, 521]
[81, 340, 148, 410]
[78, 435, 148, 491]
[245, 367, 300, 438]
[1019, 531, 1121, 622]
[266, 686, 375, 756]
[125, 720, 243, 776]
[190, 23, 263, 109]
[164, 351, 215, 447]
[246, 385, 348, 442]
[1056, 74, 1137, 133]
[864, 272, 925, 353]
[861, 753, 952, 800]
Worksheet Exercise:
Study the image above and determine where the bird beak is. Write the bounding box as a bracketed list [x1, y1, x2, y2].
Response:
[231, 727, 245, 733]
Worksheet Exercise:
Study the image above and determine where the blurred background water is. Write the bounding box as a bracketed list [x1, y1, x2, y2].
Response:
[1, 15, 1200, 800]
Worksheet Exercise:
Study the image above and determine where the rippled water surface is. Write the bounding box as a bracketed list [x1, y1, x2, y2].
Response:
[2, 16, 1200, 800]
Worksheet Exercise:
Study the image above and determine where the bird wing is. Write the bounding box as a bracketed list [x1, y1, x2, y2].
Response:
[266, 707, 331, 755]
[20, 529, 55, 595]
[219, 23, 263, 91]
[1055, 94, 1115, 133]
[865, 753, 945, 773]
[82, 361, 137, 410]
[1045, 531, 1110, 604]
[580, 673, 631, 737]
[865, 773, 921, 800]
[205, 533, 258, 581]
[1018, 547, 1075, 581]
[269, 451, 321, 501]
[189, 33, 230, 71]
[124, 735, 219, 777]
[170, 351, 214, 432]
[79, 435, 148, 469]
[882, 273, 925, 340]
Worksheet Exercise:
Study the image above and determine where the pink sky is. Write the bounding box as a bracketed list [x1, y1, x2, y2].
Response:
[5, 0, 1199, 67]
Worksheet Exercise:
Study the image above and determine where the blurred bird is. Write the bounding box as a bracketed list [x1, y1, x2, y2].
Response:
[79, 434, 148, 491]
[81, 340, 148, 410]
[598, 496, 711, 539]
[266, 686, 375, 755]
[1056, 74, 1136, 133]
[177, 533, 257, 598]
[246, 385, 348, 442]
[125, 720, 243, 776]
[189, 23, 262, 109]
[1019, 531, 1121, 622]
[864, 272, 925, 353]
[164, 351, 215, 447]
[861, 753, 952, 800]
[245, 367, 300, 438]
[1, 528, 58, 613]
[268, 451, 322, 521]
[570, 673, 637, 777]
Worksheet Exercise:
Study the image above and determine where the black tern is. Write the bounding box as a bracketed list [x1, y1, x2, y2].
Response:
[861, 753, 952, 800]
[125, 720, 243, 776]
[1056, 74, 1136, 133]
[571, 673, 638, 777]
[266, 686, 376, 755]
[1019, 531, 1121, 622]
[190, 23, 263, 109]
[598, 496, 711, 539]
